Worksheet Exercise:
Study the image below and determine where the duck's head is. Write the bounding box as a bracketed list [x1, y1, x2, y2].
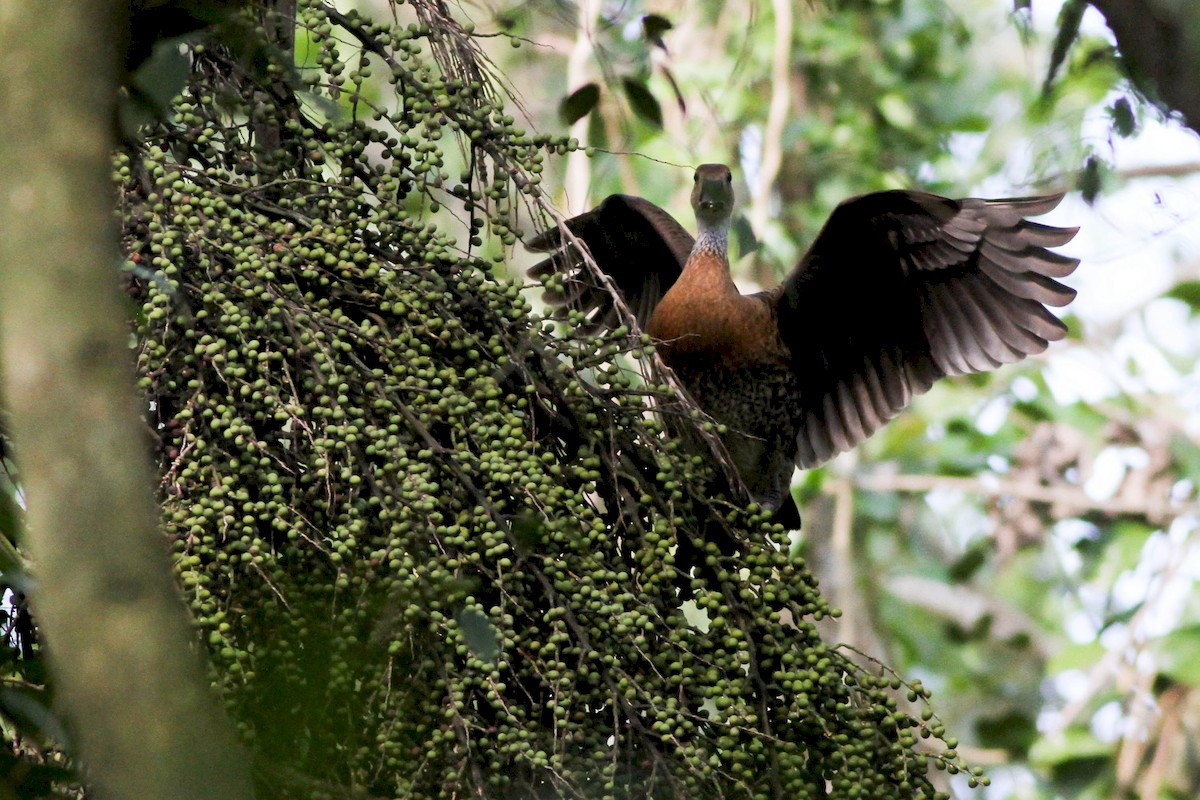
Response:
[691, 163, 734, 230]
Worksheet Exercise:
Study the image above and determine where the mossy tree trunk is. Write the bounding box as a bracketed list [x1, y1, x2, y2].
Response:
[0, 3, 254, 799]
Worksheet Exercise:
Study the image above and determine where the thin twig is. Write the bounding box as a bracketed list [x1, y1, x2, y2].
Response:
[854, 471, 1197, 521]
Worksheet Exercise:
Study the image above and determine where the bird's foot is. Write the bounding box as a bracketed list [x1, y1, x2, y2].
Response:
[754, 490, 802, 530]
[756, 490, 784, 514]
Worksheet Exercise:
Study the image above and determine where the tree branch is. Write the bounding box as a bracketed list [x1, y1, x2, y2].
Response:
[747, 0, 793, 237]
[1118, 161, 1200, 180]
[854, 471, 1194, 521]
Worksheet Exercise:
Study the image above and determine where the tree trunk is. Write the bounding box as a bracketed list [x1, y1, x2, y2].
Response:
[0, 3, 255, 799]
[1090, 0, 1200, 135]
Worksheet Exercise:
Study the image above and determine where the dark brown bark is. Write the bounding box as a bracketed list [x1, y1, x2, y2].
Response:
[0, 3, 254, 799]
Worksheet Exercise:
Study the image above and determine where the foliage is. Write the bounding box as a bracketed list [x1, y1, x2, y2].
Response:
[488, 1, 1200, 799]
[0, 455, 68, 800]
[109, 1, 974, 797]
[0, 0, 1195, 798]
[1051, 0, 1200, 141]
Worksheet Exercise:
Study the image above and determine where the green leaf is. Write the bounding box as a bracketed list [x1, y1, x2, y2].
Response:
[587, 107, 609, 149]
[622, 78, 663, 128]
[878, 93, 915, 129]
[1047, 641, 1105, 673]
[1053, 310, 1081, 340]
[1165, 280, 1200, 313]
[1106, 520, 1151, 575]
[0, 749, 75, 798]
[1169, 433, 1200, 477]
[1044, 0, 1087, 93]
[0, 499, 21, 573]
[1077, 519, 1150, 581]
[1048, 399, 1110, 436]
[642, 14, 673, 50]
[510, 512, 544, 550]
[559, 83, 600, 127]
[494, 10, 520, 31]
[1029, 728, 1111, 766]
[1049, 754, 1114, 796]
[0, 688, 69, 749]
[297, 89, 342, 122]
[792, 468, 825, 506]
[119, 37, 192, 138]
[975, 710, 1037, 754]
[659, 65, 687, 116]
[1101, 600, 1143, 632]
[1109, 96, 1136, 137]
[1079, 155, 1104, 203]
[952, 112, 991, 133]
[946, 539, 989, 583]
[730, 214, 758, 259]
[456, 607, 500, 662]
[1158, 625, 1200, 685]
[133, 39, 192, 113]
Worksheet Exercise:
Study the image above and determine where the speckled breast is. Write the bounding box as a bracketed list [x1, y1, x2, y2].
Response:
[665, 355, 802, 503]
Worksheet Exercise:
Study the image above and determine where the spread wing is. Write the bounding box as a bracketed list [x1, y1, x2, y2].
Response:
[526, 194, 694, 332]
[774, 190, 1079, 468]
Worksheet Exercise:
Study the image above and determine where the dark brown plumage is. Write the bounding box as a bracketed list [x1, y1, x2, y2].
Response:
[527, 164, 1079, 522]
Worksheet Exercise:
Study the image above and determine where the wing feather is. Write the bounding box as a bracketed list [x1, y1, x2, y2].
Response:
[958, 278, 1037, 363]
[977, 260, 1078, 306]
[836, 379, 868, 445]
[774, 189, 1078, 468]
[525, 195, 693, 331]
[980, 240, 1079, 278]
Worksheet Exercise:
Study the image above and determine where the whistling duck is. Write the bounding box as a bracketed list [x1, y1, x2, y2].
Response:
[527, 164, 1078, 520]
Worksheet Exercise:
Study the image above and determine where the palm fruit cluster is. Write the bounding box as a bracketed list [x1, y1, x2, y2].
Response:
[119, 1, 980, 797]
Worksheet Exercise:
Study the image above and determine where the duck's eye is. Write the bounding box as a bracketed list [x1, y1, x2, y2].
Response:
[725, 173, 732, 183]
[693, 173, 699, 182]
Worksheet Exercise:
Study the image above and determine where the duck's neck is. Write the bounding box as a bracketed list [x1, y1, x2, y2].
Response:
[691, 220, 730, 260]
[679, 220, 736, 293]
